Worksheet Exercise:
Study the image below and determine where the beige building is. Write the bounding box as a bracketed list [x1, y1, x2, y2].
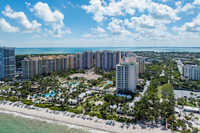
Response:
[137, 57, 145, 74]
[95, 50, 121, 70]
[67, 55, 75, 69]
[22, 55, 67, 78]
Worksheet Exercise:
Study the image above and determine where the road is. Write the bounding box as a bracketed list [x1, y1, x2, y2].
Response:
[140, 80, 150, 96]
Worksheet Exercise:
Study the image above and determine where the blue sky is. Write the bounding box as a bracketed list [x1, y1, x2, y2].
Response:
[0, 0, 200, 47]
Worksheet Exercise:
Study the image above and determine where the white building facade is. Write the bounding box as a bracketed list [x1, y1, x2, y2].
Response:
[116, 62, 137, 93]
[184, 65, 200, 80]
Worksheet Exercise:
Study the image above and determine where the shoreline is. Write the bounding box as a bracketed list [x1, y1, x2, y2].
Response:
[0, 101, 170, 133]
[0, 108, 108, 133]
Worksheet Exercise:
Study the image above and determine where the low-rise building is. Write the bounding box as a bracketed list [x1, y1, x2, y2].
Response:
[184, 65, 200, 80]
[183, 106, 199, 113]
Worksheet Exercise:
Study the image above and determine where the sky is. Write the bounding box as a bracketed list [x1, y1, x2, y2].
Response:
[0, 0, 200, 47]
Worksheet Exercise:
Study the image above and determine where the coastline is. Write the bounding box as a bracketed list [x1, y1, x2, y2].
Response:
[0, 101, 170, 133]
[15, 47, 200, 55]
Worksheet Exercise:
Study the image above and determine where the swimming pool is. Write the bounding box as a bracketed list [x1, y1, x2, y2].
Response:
[33, 91, 60, 98]
[65, 82, 79, 86]
[107, 81, 113, 84]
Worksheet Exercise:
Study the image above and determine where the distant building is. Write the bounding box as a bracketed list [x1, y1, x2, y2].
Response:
[121, 51, 136, 58]
[122, 56, 145, 75]
[95, 50, 121, 70]
[75, 52, 93, 70]
[67, 55, 75, 69]
[116, 60, 138, 93]
[176, 60, 184, 75]
[137, 57, 145, 74]
[22, 55, 67, 78]
[75, 53, 83, 70]
[0, 47, 16, 79]
[83, 51, 93, 69]
[184, 65, 200, 80]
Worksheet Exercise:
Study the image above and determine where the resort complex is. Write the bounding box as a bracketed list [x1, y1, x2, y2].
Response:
[0, 47, 200, 133]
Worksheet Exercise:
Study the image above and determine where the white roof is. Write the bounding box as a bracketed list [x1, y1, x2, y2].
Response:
[183, 106, 199, 111]
[79, 91, 92, 99]
[68, 99, 77, 103]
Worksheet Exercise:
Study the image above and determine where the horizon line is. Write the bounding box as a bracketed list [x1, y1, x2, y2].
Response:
[12, 46, 200, 48]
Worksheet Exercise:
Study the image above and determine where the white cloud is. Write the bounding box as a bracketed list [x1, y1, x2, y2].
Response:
[2, 5, 41, 33]
[25, 2, 31, 7]
[53, 28, 71, 38]
[125, 15, 171, 39]
[175, 1, 182, 7]
[82, 0, 182, 23]
[107, 18, 132, 36]
[0, 18, 19, 32]
[98, 33, 108, 37]
[173, 14, 200, 33]
[160, 0, 168, 3]
[176, 3, 194, 13]
[31, 2, 71, 37]
[91, 26, 105, 33]
[82, 33, 108, 38]
[193, 0, 200, 5]
[125, 15, 157, 29]
[149, 2, 180, 23]
[82, 33, 95, 37]
[82, 0, 150, 22]
[32, 34, 40, 39]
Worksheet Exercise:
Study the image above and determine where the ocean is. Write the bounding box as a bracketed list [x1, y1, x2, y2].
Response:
[0, 110, 107, 133]
[15, 47, 200, 55]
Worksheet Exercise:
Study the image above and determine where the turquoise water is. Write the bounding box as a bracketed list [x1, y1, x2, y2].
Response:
[107, 81, 113, 84]
[33, 91, 60, 98]
[65, 82, 79, 87]
[0, 112, 91, 133]
[15, 47, 200, 55]
[0, 111, 107, 133]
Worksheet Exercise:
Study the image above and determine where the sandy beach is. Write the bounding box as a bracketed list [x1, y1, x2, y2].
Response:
[0, 101, 170, 133]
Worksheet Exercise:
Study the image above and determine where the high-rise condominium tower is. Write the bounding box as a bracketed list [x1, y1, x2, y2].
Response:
[116, 61, 137, 93]
[22, 55, 67, 78]
[0, 47, 15, 79]
[95, 50, 121, 70]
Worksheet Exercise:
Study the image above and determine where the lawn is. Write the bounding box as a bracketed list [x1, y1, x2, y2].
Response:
[157, 86, 162, 99]
[0, 86, 13, 90]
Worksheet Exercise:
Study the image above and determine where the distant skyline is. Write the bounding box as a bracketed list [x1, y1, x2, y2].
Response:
[0, 0, 200, 47]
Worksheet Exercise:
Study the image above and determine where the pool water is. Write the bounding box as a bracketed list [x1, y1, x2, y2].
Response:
[65, 82, 79, 86]
[33, 91, 60, 98]
[107, 81, 113, 84]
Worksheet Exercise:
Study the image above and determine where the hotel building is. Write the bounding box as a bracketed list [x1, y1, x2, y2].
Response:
[184, 65, 200, 80]
[22, 55, 67, 78]
[0, 47, 16, 79]
[95, 50, 121, 70]
[116, 59, 138, 93]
